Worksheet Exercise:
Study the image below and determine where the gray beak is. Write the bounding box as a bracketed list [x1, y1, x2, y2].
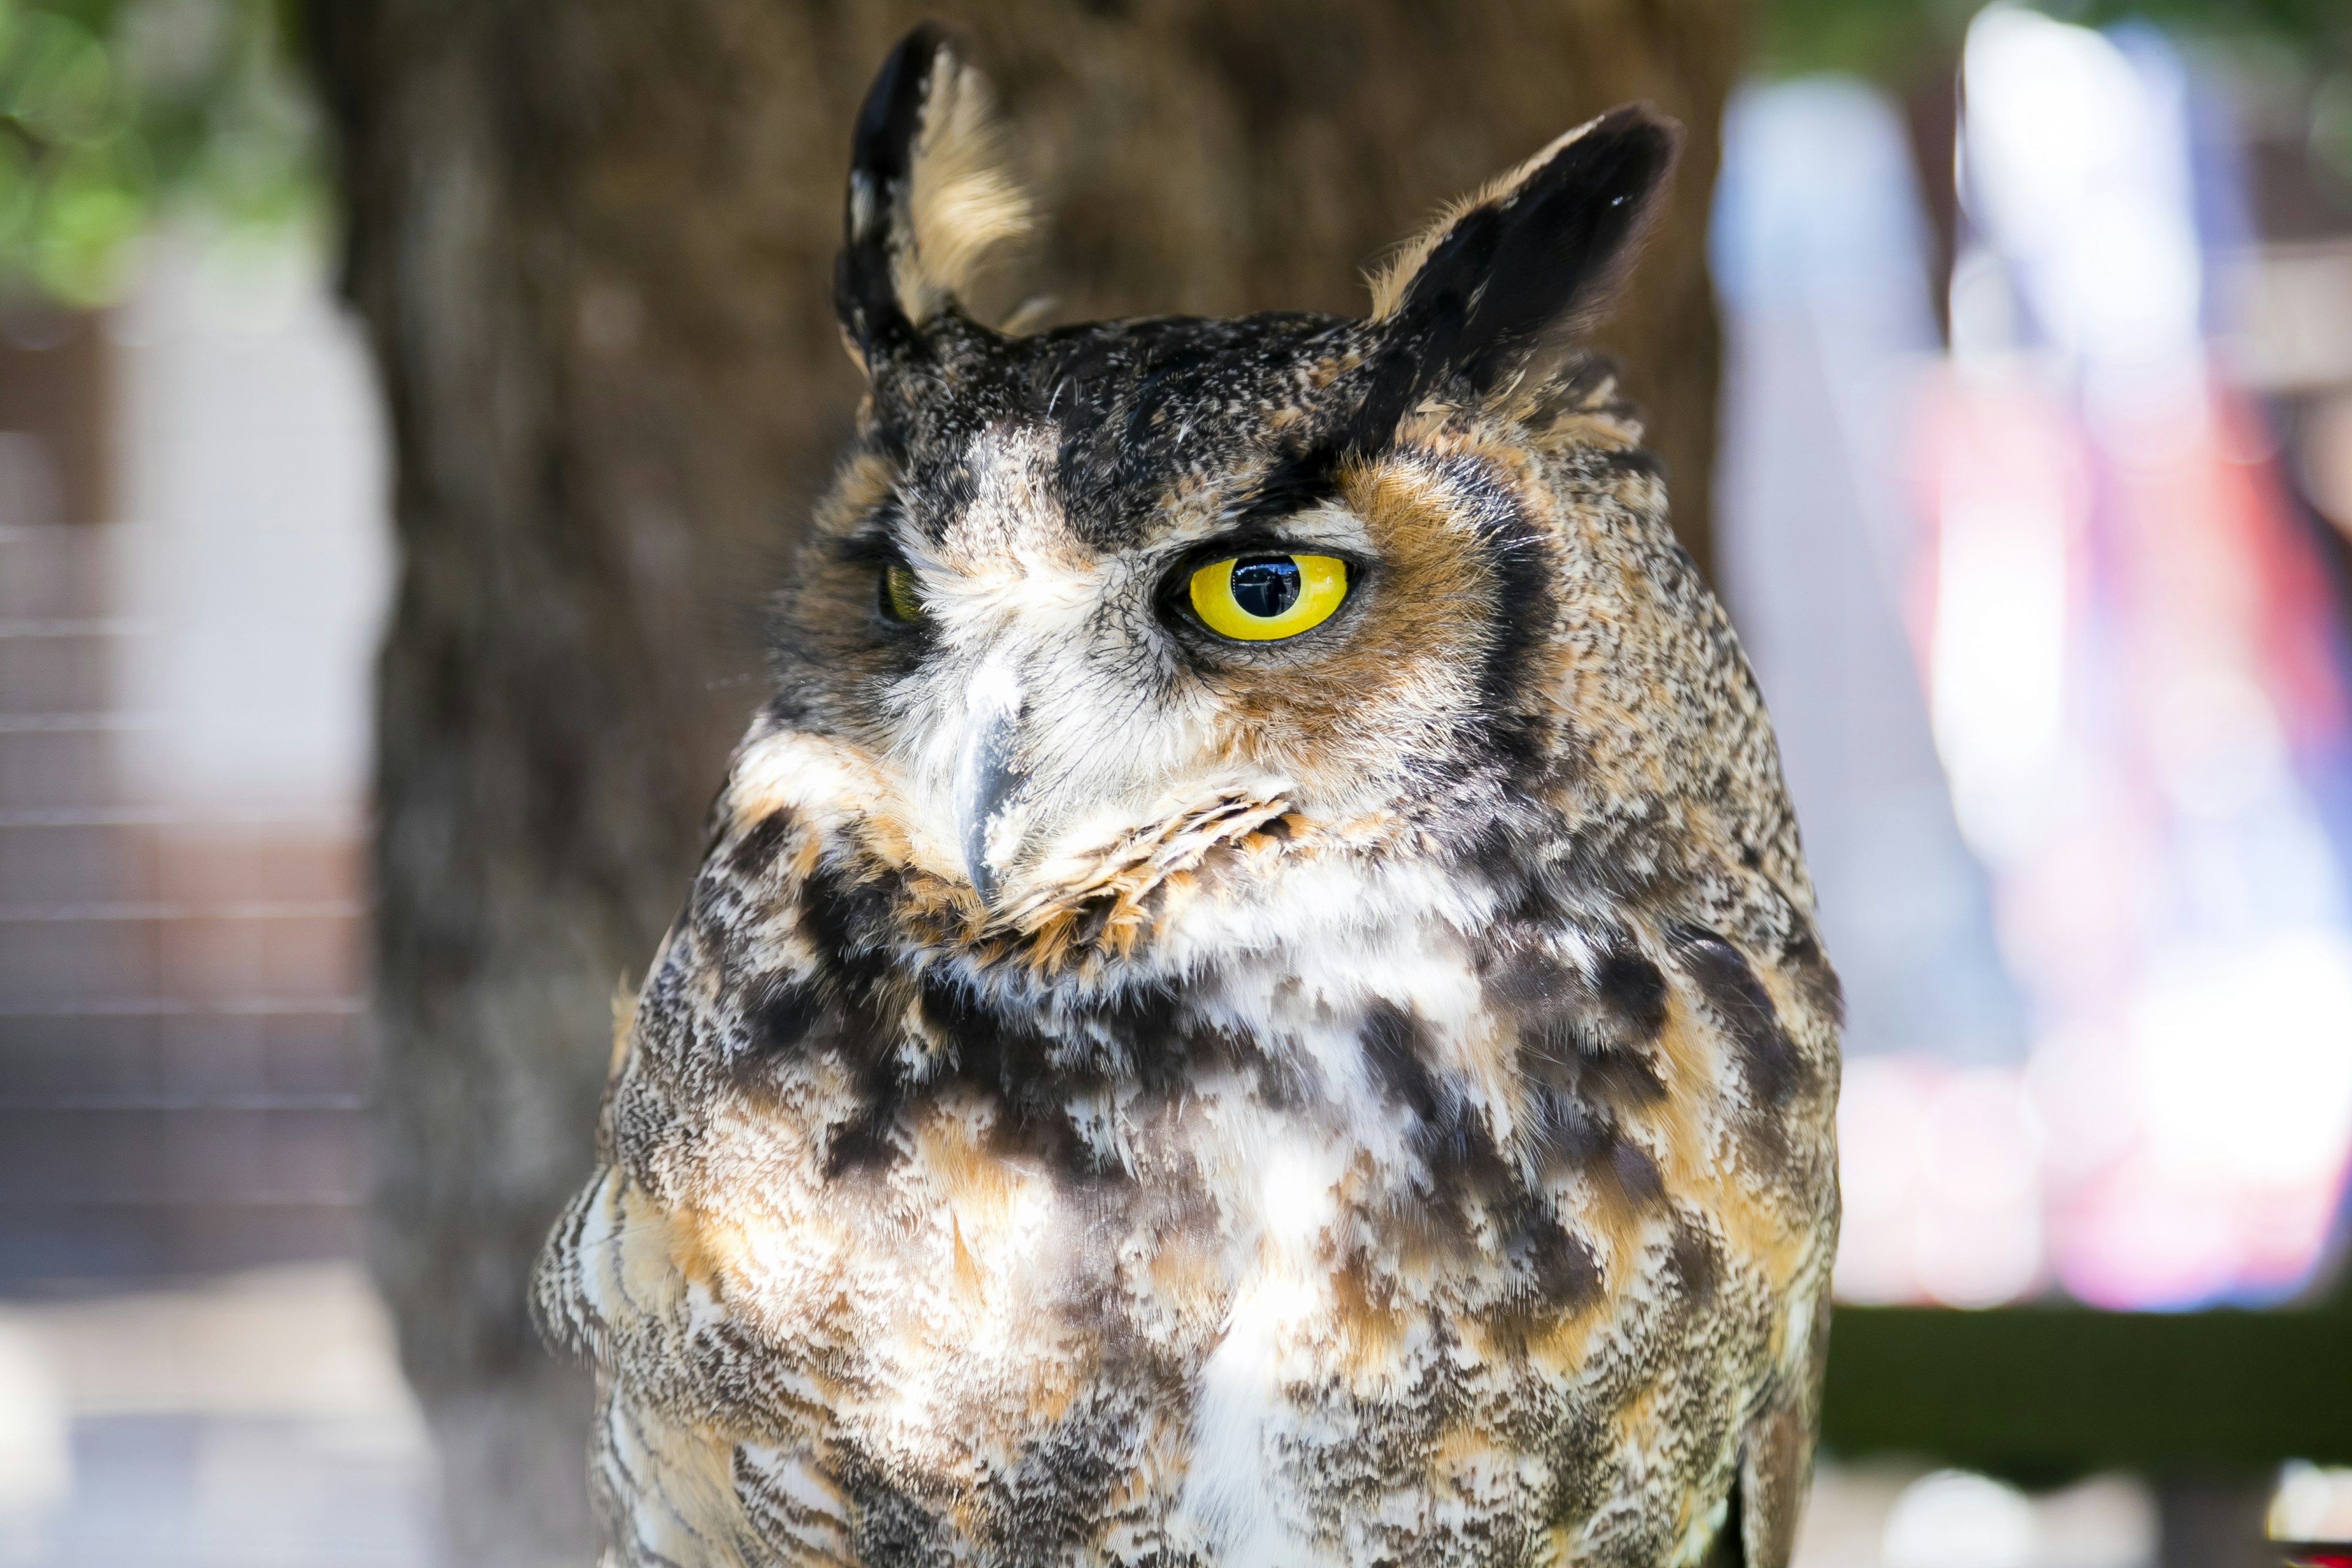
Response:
[952, 663, 1027, 906]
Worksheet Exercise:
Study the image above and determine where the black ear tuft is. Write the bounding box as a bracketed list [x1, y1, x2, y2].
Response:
[834, 24, 1034, 372]
[836, 24, 950, 360]
[1370, 107, 1680, 404]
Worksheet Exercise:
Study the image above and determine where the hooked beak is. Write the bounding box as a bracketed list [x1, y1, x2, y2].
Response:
[952, 660, 1027, 907]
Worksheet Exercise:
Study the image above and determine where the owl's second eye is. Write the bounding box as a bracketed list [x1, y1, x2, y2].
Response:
[1188, 553, 1349, 641]
[880, 562, 925, 624]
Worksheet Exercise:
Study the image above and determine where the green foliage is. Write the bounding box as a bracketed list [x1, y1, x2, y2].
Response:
[1823, 1294, 2352, 1473]
[1756, 0, 2351, 81]
[2, 0, 2346, 304]
[0, 0, 312, 306]
[1754, 0, 1975, 83]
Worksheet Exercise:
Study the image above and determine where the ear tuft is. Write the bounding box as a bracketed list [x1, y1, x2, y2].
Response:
[1366, 106, 1679, 399]
[837, 25, 1036, 364]
[905, 50, 1032, 319]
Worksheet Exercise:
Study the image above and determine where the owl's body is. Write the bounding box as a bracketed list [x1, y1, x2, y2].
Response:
[536, 28, 1838, 1568]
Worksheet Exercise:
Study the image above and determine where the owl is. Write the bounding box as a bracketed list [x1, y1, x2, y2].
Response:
[535, 23, 1839, 1568]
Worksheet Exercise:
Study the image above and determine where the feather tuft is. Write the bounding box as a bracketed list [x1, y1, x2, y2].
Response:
[896, 51, 1036, 326]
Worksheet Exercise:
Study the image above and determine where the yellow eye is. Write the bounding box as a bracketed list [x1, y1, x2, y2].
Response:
[1188, 553, 1349, 642]
[880, 562, 925, 624]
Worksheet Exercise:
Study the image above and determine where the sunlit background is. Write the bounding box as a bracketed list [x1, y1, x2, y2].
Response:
[1, 1, 2350, 1564]
[1721, 4, 2352, 1320]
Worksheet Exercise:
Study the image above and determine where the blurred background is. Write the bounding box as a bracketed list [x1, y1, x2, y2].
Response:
[0, 1, 2346, 1564]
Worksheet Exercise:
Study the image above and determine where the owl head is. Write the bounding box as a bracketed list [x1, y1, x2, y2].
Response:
[765, 26, 1734, 961]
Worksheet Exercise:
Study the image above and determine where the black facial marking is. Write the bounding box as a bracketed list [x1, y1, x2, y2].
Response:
[1466, 494, 1558, 781]
[1674, 928, 1806, 1105]
[1331, 336, 1424, 458]
[1228, 439, 1351, 532]
[1027, 313, 1353, 550]
[1036, 329, 1128, 443]
[1121, 342, 1221, 442]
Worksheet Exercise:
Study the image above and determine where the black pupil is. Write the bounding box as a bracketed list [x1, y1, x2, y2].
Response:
[1230, 556, 1302, 619]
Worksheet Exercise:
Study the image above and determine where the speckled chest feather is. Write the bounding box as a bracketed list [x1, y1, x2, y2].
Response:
[534, 25, 1839, 1568]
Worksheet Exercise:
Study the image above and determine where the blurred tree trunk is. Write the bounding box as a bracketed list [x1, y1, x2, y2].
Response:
[303, 2, 1738, 1559]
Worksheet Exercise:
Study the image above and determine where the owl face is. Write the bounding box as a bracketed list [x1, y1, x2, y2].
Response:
[774, 28, 1678, 928]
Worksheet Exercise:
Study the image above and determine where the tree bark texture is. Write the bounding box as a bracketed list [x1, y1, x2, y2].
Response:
[304, 2, 1739, 1559]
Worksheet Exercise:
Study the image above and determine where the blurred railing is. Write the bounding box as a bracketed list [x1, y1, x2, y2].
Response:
[0, 521, 371, 1287]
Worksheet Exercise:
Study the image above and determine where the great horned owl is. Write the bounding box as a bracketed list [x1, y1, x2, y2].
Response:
[536, 24, 1839, 1568]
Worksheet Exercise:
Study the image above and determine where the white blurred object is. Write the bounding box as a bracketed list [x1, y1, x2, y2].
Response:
[2133, 933, 2352, 1191]
[1793, 1464, 1926, 1568]
[2220, 241, 2352, 394]
[2272, 1463, 2352, 1542]
[0, 1317, 72, 1520]
[1949, 245, 2024, 364]
[1962, 6, 2206, 425]
[0, 1264, 439, 1566]
[1927, 483, 2071, 855]
[1795, 1465, 2158, 1568]
[1712, 77, 2025, 1071]
[1921, 5, 2352, 1310]
[2035, 1476, 2160, 1568]
[1836, 1058, 2045, 1306]
[1884, 1471, 2040, 1568]
[1833, 1057, 1937, 1302]
[2, 1263, 426, 1427]
[107, 223, 390, 818]
[1717, 0, 2352, 1328]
